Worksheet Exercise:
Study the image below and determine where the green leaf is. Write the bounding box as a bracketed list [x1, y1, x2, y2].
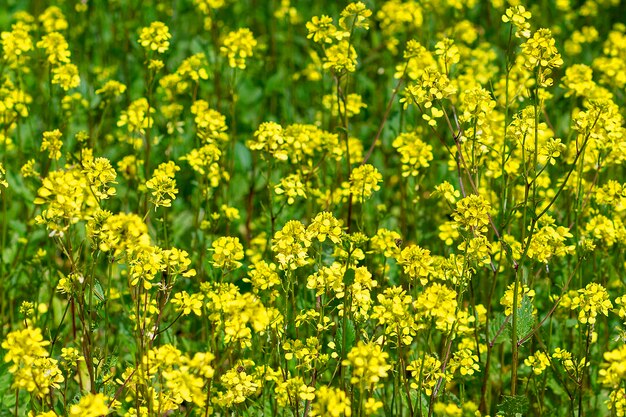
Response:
[508, 295, 535, 345]
[0, 363, 29, 417]
[343, 268, 355, 287]
[497, 394, 529, 416]
[336, 318, 356, 355]
[488, 313, 510, 345]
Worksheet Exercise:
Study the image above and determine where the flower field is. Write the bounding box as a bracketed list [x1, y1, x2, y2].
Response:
[1, 0, 626, 415]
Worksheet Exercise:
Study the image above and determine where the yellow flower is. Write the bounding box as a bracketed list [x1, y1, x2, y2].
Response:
[323, 40, 357, 73]
[273, 220, 311, 270]
[397, 244, 435, 285]
[82, 157, 117, 200]
[339, 2, 372, 30]
[36, 32, 71, 65]
[307, 211, 343, 244]
[69, 393, 109, 417]
[0, 163, 8, 189]
[138, 21, 171, 53]
[220, 28, 257, 69]
[392, 132, 433, 177]
[570, 283, 612, 325]
[171, 291, 204, 316]
[211, 236, 245, 270]
[117, 97, 154, 134]
[51, 63, 80, 90]
[96, 79, 127, 98]
[502, 5, 532, 38]
[524, 351, 550, 375]
[349, 164, 382, 202]
[275, 173, 307, 205]
[342, 341, 390, 386]
[452, 194, 491, 234]
[40, 129, 63, 160]
[311, 386, 351, 417]
[306, 15, 339, 44]
[146, 161, 180, 208]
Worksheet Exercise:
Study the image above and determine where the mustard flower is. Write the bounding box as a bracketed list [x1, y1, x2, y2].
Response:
[371, 286, 416, 345]
[275, 173, 307, 205]
[177, 52, 209, 81]
[414, 283, 458, 331]
[500, 283, 535, 316]
[69, 393, 109, 417]
[117, 97, 154, 134]
[407, 354, 444, 395]
[452, 194, 491, 234]
[275, 376, 315, 407]
[146, 161, 180, 208]
[522, 28, 563, 69]
[306, 262, 345, 297]
[0, 163, 8, 190]
[349, 164, 382, 202]
[369, 228, 402, 258]
[339, 2, 372, 31]
[306, 15, 339, 44]
[82, 157, 117, 200]
[561, 64, 595, 97]
[2, 327, 63, 397]
[139, 21, 171, 53]
[60, 347, 82, 368]
[450, 348, 479, 376]
[525, 218, 574, 263]
[521, 28, 563, 87]
[181, 144, 222, 188]
[39, 6, 68, 33]
[1, 22, 33, 68]
[249, 121, 288, 161]
[459, 87, 496, 127]
[397, 244, 434, 285]
[128, 244, 164, 289]
[12, 357, 64, 397]
[377, 1, 423, 39]
[243, 260, 281, 293]
[34, 166, 94, 235]
[607, 388, 626, 417]
[211, 236, 244, 270]
[433, 181, 460, 204]
[307, 211, 343, 244]
[213, 366, 260, 407]
[220, 28, 257, 69]
[310, 386, 351, 417]
[163, 368, 206, 407]
[524, 351, 551, 375]
[51, 63, 80, 90]
[434, 37, 460, 71]
[322, 93, 367, 118]
[502, 5, 532, 38]
[600, 344, 626, 389]
[323, 40, 357, 73]
[191, 100, 229, 143]
[189, 351, 215, 379]
[96, 79, 127, 99]
[162, 247, 196, 277]
[458, 235, 492, 266]
[36, 32, 70, 65]
[2, 327, 50, 368]
[193, 0, 228, 14]
[171, 291, 204, 316]
[343, 341, 391, 386]
[392, 132, 433, 177]
[40, 129, 63, 160]
[570, 283, 612, 325]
